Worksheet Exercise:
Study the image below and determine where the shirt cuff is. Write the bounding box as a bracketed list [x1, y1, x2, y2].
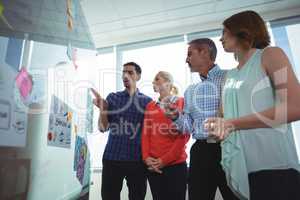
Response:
[173, 113, 185, 133]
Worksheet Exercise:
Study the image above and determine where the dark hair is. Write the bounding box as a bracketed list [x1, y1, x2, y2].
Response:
[123, 62, 142, 75]
[223, 10, 270, 49]
[188, 38, 217, 61]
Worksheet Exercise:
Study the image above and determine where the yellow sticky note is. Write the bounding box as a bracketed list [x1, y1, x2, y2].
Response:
[74, 125, 78, 135]
[67, 18, 73, 31]
[67, 112, 72, 122]
[66, 0, 73, 31]
[0, 2, 4, 16]
[0, 3, 13, 30]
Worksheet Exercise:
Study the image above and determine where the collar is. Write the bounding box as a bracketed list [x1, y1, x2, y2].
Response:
[156, 95, 178, 105]
[121, 88, 140, 97]
[200, 64, 220, 81]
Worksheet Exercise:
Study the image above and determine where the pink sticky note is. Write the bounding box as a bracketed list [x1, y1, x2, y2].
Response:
[15, 68, 33, 99]
[67, 43, 78, 70]
[72, 48, 78, 70]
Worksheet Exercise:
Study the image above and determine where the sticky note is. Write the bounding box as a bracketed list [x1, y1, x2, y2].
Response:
[67, 112, 72, 122]
[0, 2, 4, 16]
[74, 125, 78, 135]
[0, 3, 13, 30]
[15, 68, 33, 99]
[5, 38, 23, 71]
[66, 0, 74, 31]
[67, 42, 78, 70]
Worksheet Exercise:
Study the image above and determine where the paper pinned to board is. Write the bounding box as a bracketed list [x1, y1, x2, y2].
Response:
[47, 96, 72, 149]
[73, 135, 88, 185]
[5, 38, 23, 72]
[86, 89, 93, 133]
[15, 68, 33, 99]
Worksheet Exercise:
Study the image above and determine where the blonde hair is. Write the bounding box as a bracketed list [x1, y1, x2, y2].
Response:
[157, 71, 179, 96]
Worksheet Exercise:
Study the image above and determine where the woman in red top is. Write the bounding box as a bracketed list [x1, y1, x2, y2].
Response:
[142, 71, 190, 200]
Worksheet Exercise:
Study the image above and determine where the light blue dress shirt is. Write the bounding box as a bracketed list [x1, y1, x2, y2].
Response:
[174, 65, 226, 140]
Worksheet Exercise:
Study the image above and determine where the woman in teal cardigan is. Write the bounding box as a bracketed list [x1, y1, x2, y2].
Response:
[205, 10, 300, 200]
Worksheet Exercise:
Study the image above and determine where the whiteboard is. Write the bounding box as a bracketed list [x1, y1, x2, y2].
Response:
[0, 64, 28, 147]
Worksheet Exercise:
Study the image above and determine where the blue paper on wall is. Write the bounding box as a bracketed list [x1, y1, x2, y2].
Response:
[73, 135, 83, 171]
[86, 89, 93, 133]
[5, 38, 23, 71]
[73, 135, 88, 185]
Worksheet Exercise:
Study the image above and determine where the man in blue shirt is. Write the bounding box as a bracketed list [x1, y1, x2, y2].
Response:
[92, 62, 152, 200]
[165, 39, 238, 200]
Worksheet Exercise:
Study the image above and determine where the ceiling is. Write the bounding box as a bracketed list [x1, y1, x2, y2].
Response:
[0, 0, 94, 49]
[81, 0, 300, 48]
[0, 0, 299, 50]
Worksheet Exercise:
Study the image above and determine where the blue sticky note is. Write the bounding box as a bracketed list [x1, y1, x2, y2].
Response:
[67, 42, 73, 60]
[5, 38, 23, 71]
